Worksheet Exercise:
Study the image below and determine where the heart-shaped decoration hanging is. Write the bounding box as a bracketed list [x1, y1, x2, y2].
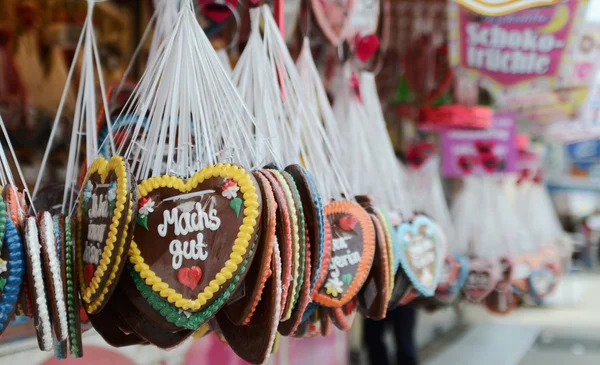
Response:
[77, 156, 134, 313]
[484, 289, 519, 315]
[313, 201, 374, 308]
[394, 215, 443, 297]
[130, 164, 261, 313]
[285, 165, 327, 296]
[198, 0, 239, 23]
[436, 256, 460, 292]
[223, 171, 276, 325]
[528, 268, 556, 305]
[446, 254, 470, 293]
[357, 211, 390, 320]
[311, 0, 355, 45]
[463, 258, 501, 303]
[354, 34, 380, 63]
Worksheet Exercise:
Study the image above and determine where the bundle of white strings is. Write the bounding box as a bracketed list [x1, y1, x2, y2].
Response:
[33, 0, 114, 215]
[110, 0, 262, 182]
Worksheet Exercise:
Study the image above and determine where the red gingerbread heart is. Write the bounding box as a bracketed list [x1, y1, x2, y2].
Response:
[339, 216, 358, 231]
[178, 266, 203, 290]
[354, 34, 379, 63]
[458, 155, 477, 173]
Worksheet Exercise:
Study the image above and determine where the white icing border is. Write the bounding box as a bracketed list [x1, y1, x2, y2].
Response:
[40, 212, 69, 341]
[264, 235, 282, 364]
[25, 217, 53, 352]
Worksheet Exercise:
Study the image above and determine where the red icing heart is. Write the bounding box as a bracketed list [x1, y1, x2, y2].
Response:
[177, 266, 203, 290]
[474, 140, 495, 155]
[198, 0, 238, 23]
[354, 34, 379, 63]
[480, 153, 500, 172]
[84, 264, 95, 285]
[339, 216, 358, 231]
[458, 155, 477, 173]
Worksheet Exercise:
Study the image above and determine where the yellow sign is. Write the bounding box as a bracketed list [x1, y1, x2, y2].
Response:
[454, 0, 561, 16]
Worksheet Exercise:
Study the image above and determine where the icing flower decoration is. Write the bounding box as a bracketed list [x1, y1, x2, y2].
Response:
[139, 197, 155, 216]
[325, 277, 344, 297]
[107, 182, 117, 203]
[0, 259, 7, 275]
[83, 181, 93, 203]
[136, 196, 155, 231]
[221, 179, 239, 200]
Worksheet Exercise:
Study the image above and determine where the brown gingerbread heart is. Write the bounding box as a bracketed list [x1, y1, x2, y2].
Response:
[224, 171, 276, 325]
[78, 156, 134, 313]
[130, 164, 261, 314]
[314, 201, 375, 308]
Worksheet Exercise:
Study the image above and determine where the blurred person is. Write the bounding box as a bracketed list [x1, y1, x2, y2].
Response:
[364, 304, 418, 365]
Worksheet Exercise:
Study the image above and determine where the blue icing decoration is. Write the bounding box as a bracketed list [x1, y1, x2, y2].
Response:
[299, 166, 325, 292]
[394, 215, 442, 297]
[0, 220, 25, 329]
[301, 302, 318, 322]
[447, 254, 470, 293]
[527, 268, 555, 306]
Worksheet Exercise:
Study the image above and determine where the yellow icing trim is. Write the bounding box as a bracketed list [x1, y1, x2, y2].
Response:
[269, 170, 300, 320]
[129, 163, 260, 312]
[85, 192, 133, 313]
[77, 157, 128, 304]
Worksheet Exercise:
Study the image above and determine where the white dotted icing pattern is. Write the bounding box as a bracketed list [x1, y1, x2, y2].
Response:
[25, 217, 53, 352]
[40, 212, 68, 341]
[266, 235, 282, 362]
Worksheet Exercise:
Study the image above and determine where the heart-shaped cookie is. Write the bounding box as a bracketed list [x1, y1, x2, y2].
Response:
[64, 217, 83, 358]
[528, 268, 555, 305]
[311, 0, 355, 45]
[484, 289, 518, 315]
[4, 185, 27, 227]
[446, 254, 470, 293]
[260, 169, 303, 320]
[130, 164, 261, 313]
[394, 215, 443, 297]
[313, 201, 374, 308]
[357, 212, 390, 320]
[38, 212, 68, 342]
[216, 235, 282, 364]
[224, 171, 276, 325]
[285, 165, 326, 298]
[78, 156, 134, 313]
[255, 170, 292, 318]
[437, 256, 460, 292]
[463, 258, 501, 303]
[329, 296, 358, 331]
[23, 217, 53, 351]
[0, 217, 24, 337]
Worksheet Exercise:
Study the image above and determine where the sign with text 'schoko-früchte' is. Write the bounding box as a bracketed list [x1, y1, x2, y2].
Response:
[448, 0, 588, 98]
[454, 0, 561, 16]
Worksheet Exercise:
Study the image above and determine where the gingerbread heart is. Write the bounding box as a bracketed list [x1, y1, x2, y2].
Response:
[484, 288, 518, 315]
[394, 215, 443, 297]
[223, 171, 276, 325]
[311, 0, 355, 45]
[78, 156, 134, 313]
[463, 258, 501, 303]
[198, 0, 238, 23]
[436, 256, 460, 292]
[130, 164, 261, 313]
[313, 201, 374, 308]
[528, 268, 555, 305]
